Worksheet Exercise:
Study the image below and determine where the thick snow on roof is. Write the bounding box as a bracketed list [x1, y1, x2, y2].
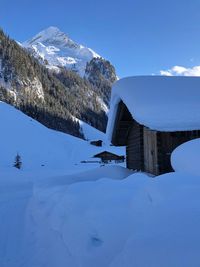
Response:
[107, 76, 200, 140]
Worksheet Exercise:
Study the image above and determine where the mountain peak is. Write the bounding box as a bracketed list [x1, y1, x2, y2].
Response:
[43, 26, 60, 32]
[23, 26, 70, 47]
[22, 26, 100, 76]
[37, 26, 63, 38]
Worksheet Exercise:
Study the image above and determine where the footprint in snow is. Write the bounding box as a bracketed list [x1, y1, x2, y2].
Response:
[89, 234, 103, 248]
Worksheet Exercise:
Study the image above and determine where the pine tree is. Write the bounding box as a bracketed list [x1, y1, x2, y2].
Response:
[13, 153, 22, 169]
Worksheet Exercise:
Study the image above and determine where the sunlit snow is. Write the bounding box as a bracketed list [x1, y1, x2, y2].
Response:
[1, 101, 200, 267]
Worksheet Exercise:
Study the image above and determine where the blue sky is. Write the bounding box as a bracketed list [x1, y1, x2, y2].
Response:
[1, 0, 200, 77]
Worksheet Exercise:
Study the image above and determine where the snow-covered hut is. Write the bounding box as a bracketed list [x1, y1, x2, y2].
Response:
[93, 151, 125, 163]
[107, 76, 200, 175]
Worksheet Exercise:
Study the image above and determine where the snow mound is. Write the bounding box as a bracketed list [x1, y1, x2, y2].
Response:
[108, 172, 200, 267]
[171, 138, 200, 176]
[36, 165, 133, 188]
[20, 170, 200, 267]
[107, 76, 200, 140]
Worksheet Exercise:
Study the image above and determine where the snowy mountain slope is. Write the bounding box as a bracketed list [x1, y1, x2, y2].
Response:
[0, 101, 124, 174]
[77, 118, 107, 141]
[23, 26, 100, 76]
[0, 101, 90, 172]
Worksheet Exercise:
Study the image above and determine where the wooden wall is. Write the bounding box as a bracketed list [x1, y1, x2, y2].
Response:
[143, 128, 159, 175]
[126, 121, 144, 171]
[127, 127, 200, 175]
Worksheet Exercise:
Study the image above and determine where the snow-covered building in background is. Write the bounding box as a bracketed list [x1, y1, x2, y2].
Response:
[107, 76, 200, 175]
[93, 151, 125, 163]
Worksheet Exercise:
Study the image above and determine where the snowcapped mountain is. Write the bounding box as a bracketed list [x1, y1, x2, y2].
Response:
[0, 27, 117, 138]
[22, 27, 117, 108]
[23, 26, 100, 76]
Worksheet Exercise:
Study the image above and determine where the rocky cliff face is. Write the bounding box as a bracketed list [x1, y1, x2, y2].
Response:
[85, 57, 117, 106]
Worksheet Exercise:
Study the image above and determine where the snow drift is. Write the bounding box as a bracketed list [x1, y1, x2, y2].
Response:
[171, 137, 200, 176]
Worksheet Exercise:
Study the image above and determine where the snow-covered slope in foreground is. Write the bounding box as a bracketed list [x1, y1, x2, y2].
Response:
[1, 101, 200, 267]
[23, 26, 100, 76]
[23, 139, 200, 267]
[3, 160, 200, 266]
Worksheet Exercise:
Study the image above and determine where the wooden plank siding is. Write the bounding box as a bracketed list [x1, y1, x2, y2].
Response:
[126, 121, 144, 171]
[143, 128, 159, 175]
[127, 127, 200, 175]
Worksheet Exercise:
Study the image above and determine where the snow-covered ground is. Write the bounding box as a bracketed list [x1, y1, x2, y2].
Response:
[1, 101, 200, 267]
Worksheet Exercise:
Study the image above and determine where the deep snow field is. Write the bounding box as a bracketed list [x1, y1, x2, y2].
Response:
[1, 101, 200, 267]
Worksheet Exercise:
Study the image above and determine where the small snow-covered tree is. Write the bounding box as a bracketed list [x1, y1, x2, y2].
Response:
[13, 153, 22, 169]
